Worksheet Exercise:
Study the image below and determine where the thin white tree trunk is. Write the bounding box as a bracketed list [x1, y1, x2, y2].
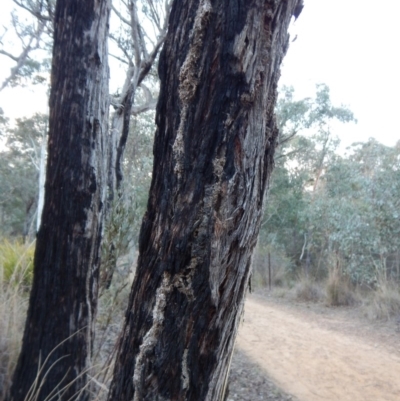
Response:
[36, 129, 47, 232]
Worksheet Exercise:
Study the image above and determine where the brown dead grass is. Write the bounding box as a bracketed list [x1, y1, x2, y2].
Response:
[363, 280, 400, 321]
[293, 274, 324, 303]
[325, 268, 357, 307]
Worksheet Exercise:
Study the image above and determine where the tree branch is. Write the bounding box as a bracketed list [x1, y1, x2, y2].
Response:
[129, 0, 142, 70]
[0, 49, 19, 62]
[131, 84, 157, 115]
[109, 52, 129, 65]
[109, 33, 134, 64]
[12, 0, 52, 22]
[111, 5, 131, 26]
[279, 129, 298, 146]
[0, 17, 46, 91]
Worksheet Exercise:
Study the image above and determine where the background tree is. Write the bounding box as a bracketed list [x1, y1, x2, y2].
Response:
[257, 85, 400, 291]
[258, 84, 355, 279]
[0, 0, 54, 91]
[108, 0, 171, 196]
[100, 109, 155, 289]
[1, 0, 171, 199]
[7, 1, 111, 400]
[108, 1, 303, 400]
[321, 139, 400, 284]
[100, 0, 172, 290]
[0, 113, 47, 238]
[0, 0, 172, 291]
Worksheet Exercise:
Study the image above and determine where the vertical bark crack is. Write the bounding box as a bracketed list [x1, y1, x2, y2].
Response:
[132, 272, 172, 401]
[173, 0, 212, 180]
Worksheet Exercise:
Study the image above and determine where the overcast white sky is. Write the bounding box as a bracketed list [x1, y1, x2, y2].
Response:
[1, 0, 399, 150]
[281, 0, 400, 149]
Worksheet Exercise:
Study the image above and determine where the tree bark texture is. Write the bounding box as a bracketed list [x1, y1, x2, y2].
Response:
[108, 0, 302, 400]
[8, 1, 111, 400]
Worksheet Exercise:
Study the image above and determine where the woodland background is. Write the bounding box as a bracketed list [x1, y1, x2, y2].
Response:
[1, 0, 400, 399]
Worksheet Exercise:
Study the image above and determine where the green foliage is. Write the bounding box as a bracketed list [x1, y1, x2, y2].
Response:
[100, 110, 155, 290]
[260, 84, 400, 290]
[0, 113, 47, 237]
[261, 84, 356, 278]
[100, 193, 142, 290]
[317, 140, 400, 284]
[276, 84, 354, 160]
[123, 110, 155, 223]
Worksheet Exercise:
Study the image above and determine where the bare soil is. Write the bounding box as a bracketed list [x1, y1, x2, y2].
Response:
[228, 291, 400, 401]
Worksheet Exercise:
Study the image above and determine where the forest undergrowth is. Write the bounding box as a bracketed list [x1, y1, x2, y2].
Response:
[252, 252, 400, 323]
[1, 238, 400, 401]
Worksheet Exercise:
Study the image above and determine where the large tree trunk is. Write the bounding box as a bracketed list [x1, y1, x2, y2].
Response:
[7, 1, 111, 400]
[108, 0, 302, 400]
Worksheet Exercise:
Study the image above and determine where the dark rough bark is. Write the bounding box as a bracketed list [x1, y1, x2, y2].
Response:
[108, 0, 302, 400]
[7, 1, 111, 400]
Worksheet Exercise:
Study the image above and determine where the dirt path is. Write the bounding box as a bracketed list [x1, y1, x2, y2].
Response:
[235, 295, 400, 401]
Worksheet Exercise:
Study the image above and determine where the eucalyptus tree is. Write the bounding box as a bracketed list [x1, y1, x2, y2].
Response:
[0, 113, 47, 238]
[1, 1, 171, 199]
[108, 1, 303, 400]
[100, 0, 172, 290]
[107, 0, 172, 198]
[260, 84, 355, 277]
[0, 0, 54, 91]
[7, 1, 111, 400]
[1, 0, 173, 290]
[263, 94, 400, 286]
[322, 140, 400, 284]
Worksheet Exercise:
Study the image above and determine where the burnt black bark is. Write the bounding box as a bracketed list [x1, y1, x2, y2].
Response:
[108, 0, 302, 400]
[7, 1, 111, 400]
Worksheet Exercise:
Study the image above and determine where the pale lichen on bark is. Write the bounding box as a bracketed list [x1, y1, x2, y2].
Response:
[171, 257, 196, 301]
[132, 272, 172, 401]
[173, 0, 212, 179]
[181, 348, 190, 391]
[208, 156, 232, 307]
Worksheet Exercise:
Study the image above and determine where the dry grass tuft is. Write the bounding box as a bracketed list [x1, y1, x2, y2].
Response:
[0, 237, 130, 401]
[325, 268, 357, 307]
[363, 280, 400, 321]
[0, 239, 33, 399]
[252, 246, 292, 289]
[0, 239, 34, 287]
[293, 274, 324, 303]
